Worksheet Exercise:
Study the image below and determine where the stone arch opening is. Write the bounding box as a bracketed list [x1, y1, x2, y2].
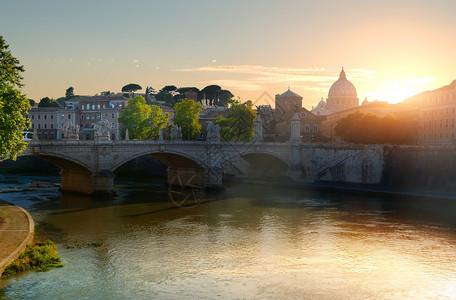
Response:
[112, 151, 208, 189]
[227, 152, 290, 180]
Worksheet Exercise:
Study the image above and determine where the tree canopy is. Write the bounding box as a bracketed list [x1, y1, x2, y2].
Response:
[201, 85, 221, 106]
[0, 36, 31, 160]
[121, 83, 142, 93]
[173, 99, 202, 140]
[65, 86, 74, 99]
[118, 96, 168, 140]
[335, 111, 416, 144]
[215, 98, 256, 142]
[38, 97, 60, 107]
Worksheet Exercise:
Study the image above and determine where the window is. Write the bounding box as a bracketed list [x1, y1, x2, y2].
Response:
[446, 119, 448, 127]
[452, 119, 455, 127]
[440, 120, 443, 128]
[105, 113, 108, 119]
[32, 124, 34, 129]
[31, 115, 34, 120]
[38, 124, 41, 129]
[97, 114, 100, 120]
[81, 105, 84, 110]
[61, 114, 65, 119]
[44, 115, 47, 120]
[103, 105, 106, 109]
[91, 114, 95, 120]
[111, 113, 114, 119]
[92, 104, 95, 109]
[50, 133, 54, 139]
[87, 104, 90, 110]
[38, 115, 41, 120]
[44, 133, 48, 140]
[44, 124, 47, 129]
[305, 124, 310, 132]
[313, 124, 319, 132]
[50, 115, 53, 119]
[68, 114, 71, 119]
[97, 104, 100, 109]
[50, 124, 54, 129]
[111, 123, 115, 129]
[81, 115, 84, 120]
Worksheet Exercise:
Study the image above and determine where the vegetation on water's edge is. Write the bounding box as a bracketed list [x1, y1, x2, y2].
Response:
[1, 240, 64, 278]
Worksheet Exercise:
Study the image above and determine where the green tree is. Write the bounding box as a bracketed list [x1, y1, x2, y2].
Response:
[29, 99, 35, 107]
[0, 36, 31, 160]
[215, 98, 256, 142]
[173, 98, 202, 140]
[121, 83, 142, 94]
[201, 85, 221, 106]
[38, 97, 60, 107]
[65, 86, 74, 99]
[118, 96, 168, 140]
[335, 111, 415, 144]
[217, 89, 234, 106]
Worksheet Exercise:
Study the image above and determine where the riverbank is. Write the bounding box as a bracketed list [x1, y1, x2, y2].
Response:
[0, 201, 35, 275]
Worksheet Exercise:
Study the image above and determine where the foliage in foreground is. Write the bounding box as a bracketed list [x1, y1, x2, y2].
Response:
[0, 36, 31, 160]
[1, 240, 64, 278]
[335, 111, 416, 144]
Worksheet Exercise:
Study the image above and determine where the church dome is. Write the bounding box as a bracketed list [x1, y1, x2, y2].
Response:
[328, 68, 357, 97]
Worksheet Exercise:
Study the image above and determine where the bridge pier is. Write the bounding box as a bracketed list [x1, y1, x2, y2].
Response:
[60, 169, 115, 196]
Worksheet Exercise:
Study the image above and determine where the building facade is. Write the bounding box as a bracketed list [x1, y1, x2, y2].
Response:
[404, 80, 456, 144]
[274, 88, 322, 141]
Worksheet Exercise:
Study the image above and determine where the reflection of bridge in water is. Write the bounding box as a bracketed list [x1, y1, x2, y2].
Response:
[21, 140, 384, 196]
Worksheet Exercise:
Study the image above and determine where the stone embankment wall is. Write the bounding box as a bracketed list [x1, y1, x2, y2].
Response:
[301, 145, 384, 185]
[302, 144, 456, 193]
[382, 146, 456, 193]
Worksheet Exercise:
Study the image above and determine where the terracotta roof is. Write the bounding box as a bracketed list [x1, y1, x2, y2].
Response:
[276, 89, 302, 98]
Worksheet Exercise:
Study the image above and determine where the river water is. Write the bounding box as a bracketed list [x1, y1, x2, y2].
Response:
[1, 174, 456, 299]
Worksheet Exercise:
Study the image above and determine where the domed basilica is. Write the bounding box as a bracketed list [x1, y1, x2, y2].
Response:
[311, 68, 359, 116]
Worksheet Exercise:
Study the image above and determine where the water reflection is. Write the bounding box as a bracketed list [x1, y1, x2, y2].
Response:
[1, 175, 456, 299]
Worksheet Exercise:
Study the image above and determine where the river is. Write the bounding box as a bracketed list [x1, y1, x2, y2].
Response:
[1, 174, 456, 299]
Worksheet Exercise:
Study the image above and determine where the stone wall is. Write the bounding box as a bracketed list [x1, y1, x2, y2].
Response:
[382, 146, 456, 192]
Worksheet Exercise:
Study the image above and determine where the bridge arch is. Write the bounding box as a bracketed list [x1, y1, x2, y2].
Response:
[111, 149, 205, 173]
[225, 150, 291, 179]
[112, 149, 210, 189]
[28, 153, 94, 174]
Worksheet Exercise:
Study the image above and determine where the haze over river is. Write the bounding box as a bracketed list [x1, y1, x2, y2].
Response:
[1, 174, 456, 299]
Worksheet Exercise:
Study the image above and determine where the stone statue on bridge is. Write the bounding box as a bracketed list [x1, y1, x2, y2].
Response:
[170, 124, 182, 140]
[62, 123, 79, 140]
[253, 114, 264, 142]
[94, 119, 111, 141]
[206, 122, 220, 142]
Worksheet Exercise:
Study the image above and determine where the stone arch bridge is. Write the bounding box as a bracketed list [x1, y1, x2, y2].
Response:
[20, 140, 384, 195]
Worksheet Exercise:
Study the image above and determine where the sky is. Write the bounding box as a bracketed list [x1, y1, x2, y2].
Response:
[1, 0, 456, 108]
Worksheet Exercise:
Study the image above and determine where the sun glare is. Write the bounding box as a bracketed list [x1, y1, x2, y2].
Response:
[368, 79, 435, 104]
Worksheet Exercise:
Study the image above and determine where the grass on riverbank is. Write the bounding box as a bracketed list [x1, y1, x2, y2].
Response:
[1, 240, 64, 278]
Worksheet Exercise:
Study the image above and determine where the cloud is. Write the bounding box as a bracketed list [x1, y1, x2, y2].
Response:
[404, 77, 435, 84]
[178, 64, 377, 86]
[201, 79, 263, 91]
